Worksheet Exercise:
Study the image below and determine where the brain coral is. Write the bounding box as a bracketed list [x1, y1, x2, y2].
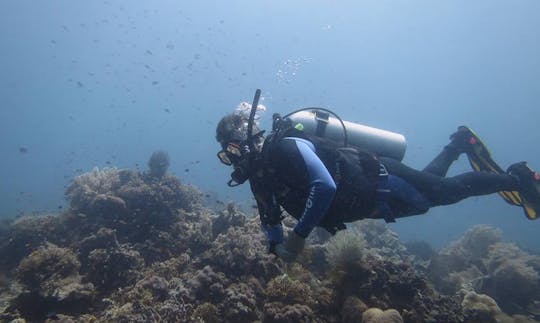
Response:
[362, 308, 403, 323]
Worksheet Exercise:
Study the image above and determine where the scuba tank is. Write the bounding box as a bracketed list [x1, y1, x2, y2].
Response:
[282, 108, 407, 161]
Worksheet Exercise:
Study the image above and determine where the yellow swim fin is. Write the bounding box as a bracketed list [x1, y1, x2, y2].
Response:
[462, 127, 522, 205]
[460, 127, 537, 219]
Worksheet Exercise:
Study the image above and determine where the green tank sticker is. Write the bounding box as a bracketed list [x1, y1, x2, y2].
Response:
[294, 123, 304, 131]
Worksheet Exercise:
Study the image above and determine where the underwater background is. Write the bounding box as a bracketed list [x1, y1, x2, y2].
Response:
[1, 1, 540, 322]
[2, 0, 539, 249]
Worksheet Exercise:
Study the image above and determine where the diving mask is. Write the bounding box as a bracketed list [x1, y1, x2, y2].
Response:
[217, 142, 244, 166]
[217, 141, 253, 187]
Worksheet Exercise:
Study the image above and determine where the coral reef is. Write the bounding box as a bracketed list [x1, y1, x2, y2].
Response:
[429, 225, 540, 317]
[350, 219, 410, 263]
[428, 225, 503, 294]
[341, 296, 368, 323]
[362, 307, 403, 323]
[3, 160, 539, 322]
[482, 242, 540, 313]
[324, 229, 367, 271]
[11, 243, 95, 321]
[0, 214, 64, 271]
[461, 291, 501, 323]
[147, 150, 170, 178]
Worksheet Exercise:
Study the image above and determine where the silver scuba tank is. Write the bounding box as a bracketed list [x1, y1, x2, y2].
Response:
[285, 109, 407, 161]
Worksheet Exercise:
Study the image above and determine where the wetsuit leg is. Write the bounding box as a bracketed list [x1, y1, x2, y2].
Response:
[380, 157, 520, 206]
[422, 145, 461, 177]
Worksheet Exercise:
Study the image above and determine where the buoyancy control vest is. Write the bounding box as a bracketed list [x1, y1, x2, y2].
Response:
[257, 112, 387, 234]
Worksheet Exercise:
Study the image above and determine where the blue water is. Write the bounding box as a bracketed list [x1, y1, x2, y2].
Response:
[1, 0, 539, 250]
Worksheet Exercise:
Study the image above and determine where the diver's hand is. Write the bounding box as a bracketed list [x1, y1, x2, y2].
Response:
[274, 231, 305, 262]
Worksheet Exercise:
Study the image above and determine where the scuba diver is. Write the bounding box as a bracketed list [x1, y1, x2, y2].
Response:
[215, 90, 540, 262]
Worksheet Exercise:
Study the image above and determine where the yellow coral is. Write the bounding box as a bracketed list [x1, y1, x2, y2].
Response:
[362, 308, 403, 323]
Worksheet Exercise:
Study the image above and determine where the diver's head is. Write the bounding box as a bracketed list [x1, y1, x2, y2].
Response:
[216, 113, 265, 186]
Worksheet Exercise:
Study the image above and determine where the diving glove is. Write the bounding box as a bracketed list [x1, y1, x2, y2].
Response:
[274, 231, 305, 262]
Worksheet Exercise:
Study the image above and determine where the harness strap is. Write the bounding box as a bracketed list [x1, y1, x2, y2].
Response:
[315, 111, 329, 137]
[375, 163, 395, 223]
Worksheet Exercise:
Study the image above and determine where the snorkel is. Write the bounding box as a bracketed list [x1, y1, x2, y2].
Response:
[246, 89, 261, 155]
[227, 89, 262, 187]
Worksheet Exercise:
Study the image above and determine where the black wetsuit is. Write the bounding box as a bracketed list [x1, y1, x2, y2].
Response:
[251, 133, 520, 245]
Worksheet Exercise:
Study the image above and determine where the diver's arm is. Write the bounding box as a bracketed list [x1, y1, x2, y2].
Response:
[249, 175, 284, 247]
[287, 138, 337, 238]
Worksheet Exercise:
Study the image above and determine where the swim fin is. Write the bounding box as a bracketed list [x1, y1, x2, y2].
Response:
[458, 126, 524, 208]
[507, 162, 540, 220]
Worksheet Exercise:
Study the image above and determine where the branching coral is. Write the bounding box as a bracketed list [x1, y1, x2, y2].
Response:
[211, 206, 246, 239]
[221, 282, 260, 321]
[65, 166, 204, 249]
[192, 302, 220, 323]
[200, 225, 282, 280]
[263, 302, 316, 323]
[265, 274, 314, 307]
[350, 219, 409, 262]
[85, 244, 144, 292]
[65, 167, 125, 215]
[186, 265, 229, 302]
[147, 253, 191, 280]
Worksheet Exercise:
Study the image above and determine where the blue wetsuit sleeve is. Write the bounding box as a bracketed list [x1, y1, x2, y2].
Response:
[288, 138, 337, 238]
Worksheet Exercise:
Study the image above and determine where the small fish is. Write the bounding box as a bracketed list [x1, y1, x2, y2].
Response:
[146, 50, 153, 55]
[152, 81, 159, 85]
[77, 81, 84, 88]
[184, 168, 189, 172]
[19, 147, 28, 154]
[164, 108, 171, 113]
